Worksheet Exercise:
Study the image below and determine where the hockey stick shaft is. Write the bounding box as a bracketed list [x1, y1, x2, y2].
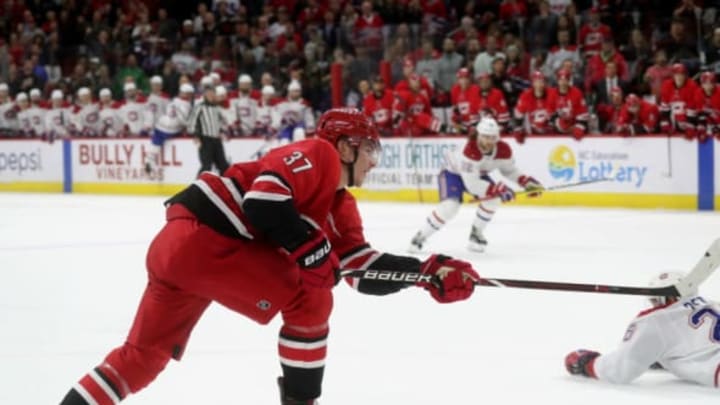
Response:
[339, 238, 720, 297]
[338, 269, 680, 296]
[474, 176, 613, 202]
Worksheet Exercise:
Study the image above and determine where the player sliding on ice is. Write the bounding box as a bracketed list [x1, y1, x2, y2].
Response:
[59, 108, 480, 405]
[566, 271, 720, 387]
[409, 117, 544, 253]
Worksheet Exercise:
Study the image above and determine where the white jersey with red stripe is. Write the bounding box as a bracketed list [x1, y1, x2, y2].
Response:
[99, 103, 124, 137]
[71, 103, 101, 136]
[230, 94, 259, 135]
[147, 92, 170, 126]
[155, 97, 192, 134]
[17, 106, 46, 136]
[275, 98, 315, 131]
[255, 100, 279, 135]
[594, 295, 720, 387]
[118, 99, 152, 135]
[442, 139, 522, 196]
[0, 99, 19, 131]
[44, 106, 72, 137]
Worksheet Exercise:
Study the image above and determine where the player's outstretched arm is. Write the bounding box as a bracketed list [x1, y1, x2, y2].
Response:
[344, 251, 479, 303]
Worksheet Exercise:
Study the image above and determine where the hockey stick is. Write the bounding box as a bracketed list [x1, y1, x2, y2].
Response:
[339, 238, 720, 297]
[473, 176, 614, 202]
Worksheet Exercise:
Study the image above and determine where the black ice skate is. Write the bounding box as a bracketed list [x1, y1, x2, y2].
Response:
[408, 231, 426, 253]
[468, 226, 487, 252]
[277, 377, 318, 405]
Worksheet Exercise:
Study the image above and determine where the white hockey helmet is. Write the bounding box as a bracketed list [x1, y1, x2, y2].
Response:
[0, 83, 8, 93]
[476, 117, 500, 139]
[261, 85, 275, 96]
[16, 92, 28, 102]
[123, 82, 137, 92]
[180, 83, 195, 94]
[150, 75, 163, 85]
[288, 80, 301, 92]
[29, 88, 41, 99]
[647, 271, 696, 307]
[51, 89, 63, 100]
[238, 74, 252, 84]
[215, 85, 227, 98]
[99, 88, 112, 98]
[78, 87, 91, 97]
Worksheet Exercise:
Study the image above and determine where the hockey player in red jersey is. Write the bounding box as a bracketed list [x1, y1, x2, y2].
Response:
[59, 108, 480, 405]
[512, 70, 557, 142]
[450, 68, 480, 130]
[659, 63, 699, 140]
[694, 71, 720, 142]
[550, 68, 589, 140]
[362, 76, 395, 136]
[393, 74, 444, 135]
[471, 72, 510, 131]
[614, 94, 659, 136]
[395, 58, 434, 101]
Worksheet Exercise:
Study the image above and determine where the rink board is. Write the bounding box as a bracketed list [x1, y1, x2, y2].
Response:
[0, 140, 64, 192]
[356, 136, 699, 209]
[0, 136, 712, 210]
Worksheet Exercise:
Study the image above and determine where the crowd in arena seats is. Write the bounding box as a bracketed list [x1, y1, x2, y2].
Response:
[1, 0, 720, 143]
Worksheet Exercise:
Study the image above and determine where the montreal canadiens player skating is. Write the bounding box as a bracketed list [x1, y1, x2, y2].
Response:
[59, 108, 480, 405]
[566, 271, 720, 387]
[409, 117, 543, 253]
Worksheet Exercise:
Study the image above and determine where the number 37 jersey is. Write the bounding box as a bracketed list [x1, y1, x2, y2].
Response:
[189, 139, 344, 241]
[595, 295, 720, 387]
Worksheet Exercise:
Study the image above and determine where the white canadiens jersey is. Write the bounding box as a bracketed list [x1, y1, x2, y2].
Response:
[44, 106, 71, 137]
[118, 100, 151, 135]
[0, 100, 19, 131]
[72, 104, 101, 136]
[274, 98, 315, 131]
[255, 101, 279, 134]
[99, 104, 124, 137]
[146, 93, 170, 126]
[595, 296, 720, 387]
[17, 106, 46, 136]
[155, 97, 192, 134]
[443, 139, 522, 196]
[230, 95, 258, 135]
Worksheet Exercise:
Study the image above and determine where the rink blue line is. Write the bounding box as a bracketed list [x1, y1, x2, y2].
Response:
[62, 139, 72, 193]
[0, 240, 146, 252]
[698, 140, 714, 211]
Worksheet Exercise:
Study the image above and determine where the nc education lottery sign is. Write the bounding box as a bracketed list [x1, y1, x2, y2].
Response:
[363, 136, 698, 195]
[0, 140, 63, 182]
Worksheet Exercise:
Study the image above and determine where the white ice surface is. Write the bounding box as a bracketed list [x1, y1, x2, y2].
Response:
[1, 193, 720, 404]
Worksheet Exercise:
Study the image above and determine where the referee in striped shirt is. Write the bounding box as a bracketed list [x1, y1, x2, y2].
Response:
[187, 84, 230, 176]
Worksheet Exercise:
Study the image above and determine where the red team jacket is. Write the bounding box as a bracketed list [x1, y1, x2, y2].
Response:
[615, 100, 659, 136]
[363, 90, 395, 133]
[514, 88, 557, 134]
[473, 87, 510, 128]
[693, 85, 720, 140]
[549, 86, 589, 134]
[450, 83, 480, 125]
[659, 78, 699, 130]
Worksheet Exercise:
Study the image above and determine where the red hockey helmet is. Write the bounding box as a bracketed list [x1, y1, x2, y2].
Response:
[625, 93, 640, 108]
[671, 63, 687, 75]
[701, 71, 716, 84]
[316, 108, 380, 149]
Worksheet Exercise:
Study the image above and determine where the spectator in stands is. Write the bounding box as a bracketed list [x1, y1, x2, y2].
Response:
[450, 15, 478, 51]
[464, 38, 481, 71]
[673, 0, 702, 44]
[644, 49, 673, 103]
[14, 59, 44, 93]
[474, 34, 505, 77]
[491, 56, 519, 109]
[656, 17, 699, 67]
[593, 61, 627, 110]
[579, 7, 611, 59]
[345, 46, 374, 91]
[354, 1, 384, 62]
[621, 29, 653, 88]
[415, 38, 440, 90]
[346, 79, 369, 109]
[705, 27, 720, 70]
[114, 53, 149, 96]
[544, 29, 581, 79]
[436, 38, 464, 95]
[585, 38, 629, 93]
[505, 43, 530, 83]
[498, 0, 528, 35]
[527, 1, 558, 53]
